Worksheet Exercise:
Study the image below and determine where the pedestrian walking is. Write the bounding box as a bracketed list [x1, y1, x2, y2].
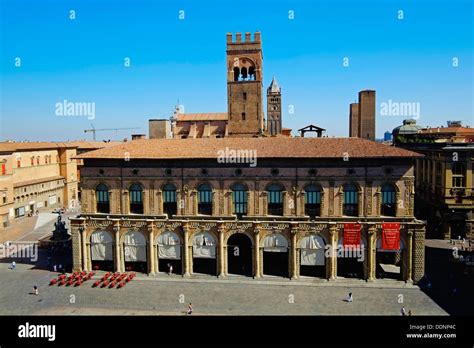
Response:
[11, 261, 16, 270]
[345, 292, 353, 302]
[53, 264, 57, 272]
[187, 303, 193, 315]
[33, 285, 38, 296]
[408, 310, 412, 316]
[401, 306, 406, 316]
[169, 264, 173, 275]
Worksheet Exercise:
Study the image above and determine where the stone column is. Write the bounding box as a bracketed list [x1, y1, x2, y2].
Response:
[367, 225, 376, 281]
[148, 224, 155, 275]
[412, 226, 426, 283]
[218, 223, 225, 277]
[113, 224, 123, 272]
[405, 229, 413, 282]
[183, 223, 190, 276]
[327, 224, 337, 280]
[290, 225, 298, 279]
[71, 222, 83, 272]
[253, 223, 261, 278]
[81, 227, 88, 271]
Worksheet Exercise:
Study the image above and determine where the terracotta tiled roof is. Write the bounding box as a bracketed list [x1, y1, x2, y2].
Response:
[68, 141, 122, 150]
[75, 137, 422, 160]
[420, 127, 474, 134]
[0, 142, 76, 153]
[176, 113, 228, 121]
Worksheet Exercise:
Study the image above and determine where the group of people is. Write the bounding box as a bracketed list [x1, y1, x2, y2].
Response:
[401, 306, 413, 316]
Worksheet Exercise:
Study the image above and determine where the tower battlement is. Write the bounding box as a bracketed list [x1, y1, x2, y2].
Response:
[227, 32, 262, 48]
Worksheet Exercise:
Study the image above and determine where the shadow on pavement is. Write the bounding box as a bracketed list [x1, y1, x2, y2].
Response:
[418, 245, 474, 315]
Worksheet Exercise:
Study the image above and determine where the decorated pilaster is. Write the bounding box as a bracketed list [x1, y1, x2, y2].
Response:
[81, 226, 88, 271]
[253, 223, 262, 278]
[290, 223, 298, 279]
[218, 221, 226, 277]
[367, 225, 376, 281]
[327, 224, 337, 280]
[183, 222, 190, 276]
[406, 229, 413, 282]
[148, 222, 156, 275]
[412, 225, 425, 283]
[113, 223, 123, 272]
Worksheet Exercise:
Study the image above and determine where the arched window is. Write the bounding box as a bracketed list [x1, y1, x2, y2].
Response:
[162, 184, 177, 217]
[129, 183, 143, 214]
[343, 184, 358, 216]
[241, 67, 248, 80]
[248, 66, 255, 80]
[267, 184, 283, 216]
[305, 184, 321, 218]
[452, 163, 465, 188]
[232, 184, 247, 218]
[381, 184, 396, 216]
[96, 184, 109, 213]
[233, 67, 240, 81]
[198, 184, 212, 215]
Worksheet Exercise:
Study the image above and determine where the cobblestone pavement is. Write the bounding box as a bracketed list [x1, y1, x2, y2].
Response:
[0, 264, 447, 316]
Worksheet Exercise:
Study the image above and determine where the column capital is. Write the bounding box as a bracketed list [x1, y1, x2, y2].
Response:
[368, 226, 377, 235]
[329, 224, 338, 236]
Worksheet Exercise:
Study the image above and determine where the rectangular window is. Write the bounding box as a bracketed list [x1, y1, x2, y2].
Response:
[1, 164, 5, 175]
[305, 190, 321, 218]
[243, 92, 247, 100]
[232, 190, 247, 215]
[242, 112, 246, 121]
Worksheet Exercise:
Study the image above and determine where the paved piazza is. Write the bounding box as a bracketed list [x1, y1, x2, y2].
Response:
[0, 264, 446, 316]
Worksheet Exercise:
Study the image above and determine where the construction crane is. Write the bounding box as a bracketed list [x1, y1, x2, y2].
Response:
[84, 124, 140, 141]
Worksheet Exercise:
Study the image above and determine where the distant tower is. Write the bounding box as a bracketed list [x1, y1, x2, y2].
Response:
[358, 90, 376, 141]
[267, 76, 282, 136]
[349, 103, 359, 137]
[226, 32, 264, 137]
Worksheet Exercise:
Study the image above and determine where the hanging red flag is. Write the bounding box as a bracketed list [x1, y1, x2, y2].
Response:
[344, 223, 361, 246]
[382, 223, 400, 250]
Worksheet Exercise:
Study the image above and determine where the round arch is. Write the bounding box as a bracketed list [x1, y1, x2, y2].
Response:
[262, 233, 289, 278]
[298, 234, 326, 278]
[123, 230, 147, 273]
[192, 231, 217, 276]
[227, 233, 253, 276]
[155, 230, 182, 274]
[90, 230, 114, 272]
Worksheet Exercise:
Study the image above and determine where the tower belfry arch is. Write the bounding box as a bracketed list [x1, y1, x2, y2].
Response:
[226, 32, 264, 137]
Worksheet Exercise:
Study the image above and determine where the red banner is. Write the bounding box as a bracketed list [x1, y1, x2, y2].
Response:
[343, 223, 361, 246]
[382, 223, 400, 250]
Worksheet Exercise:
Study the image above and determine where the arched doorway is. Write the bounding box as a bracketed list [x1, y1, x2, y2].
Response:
[90, 230, 114, 271]
[299, 234, 326, 278]
[376, 238, 405, 280]
[156, 231, 182, 275]
[192, 232, 217, 276]
[337, 237, 366, 279]
[263, 233, 289, 278]
[123, 231, 147, 273]
[227, 233, 252, 276]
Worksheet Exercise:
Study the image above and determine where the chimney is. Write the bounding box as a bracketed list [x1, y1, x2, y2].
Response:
[131, 134, 146, 140]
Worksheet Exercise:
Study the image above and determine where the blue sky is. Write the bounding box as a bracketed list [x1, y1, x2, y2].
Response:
[1, 0, 472, 141]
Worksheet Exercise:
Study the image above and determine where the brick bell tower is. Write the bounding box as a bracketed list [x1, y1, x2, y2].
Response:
[226, 32, 264, 137]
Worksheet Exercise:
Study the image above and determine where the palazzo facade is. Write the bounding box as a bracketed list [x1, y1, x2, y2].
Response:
[70, 136, 426, 283]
